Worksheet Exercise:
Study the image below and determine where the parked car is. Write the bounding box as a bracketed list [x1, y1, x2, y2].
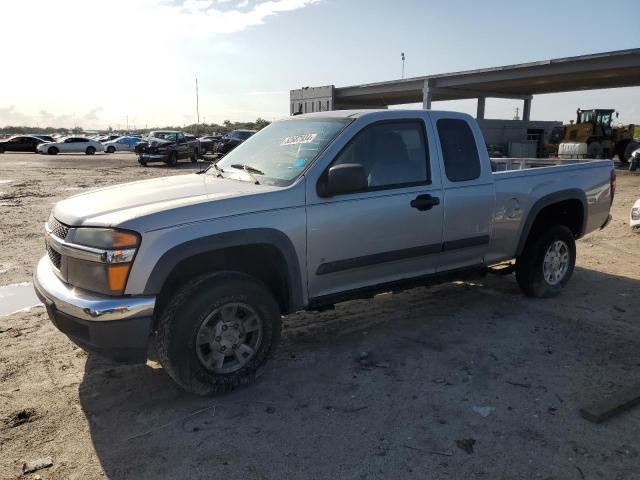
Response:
[631, 198, 640, 229]
[103, 136, 142, 153]
[135, 131, 197, 166]
[34, 110, 614, 395]
[37, 136, 103, 155]
[199, 134, 223, 153]
[0, 135, 47, 153]
[212, 129, 256, 156]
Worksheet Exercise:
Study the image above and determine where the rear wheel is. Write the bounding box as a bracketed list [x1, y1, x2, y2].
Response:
[106, 146, 116, 154]
[156, 272, 281, 395]
[86, 146, 96, 155]
[587, 141, 603, 159]
[167, 151, 178, 167]
[516, 224, 576, 298]
[48, 146, 58, 155]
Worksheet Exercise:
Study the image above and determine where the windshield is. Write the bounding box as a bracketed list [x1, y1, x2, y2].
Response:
[212, 118, 350, 186]
[150, 132, 177, 142]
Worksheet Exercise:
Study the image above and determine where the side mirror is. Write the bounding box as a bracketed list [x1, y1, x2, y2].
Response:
[318, 163, 367, 197]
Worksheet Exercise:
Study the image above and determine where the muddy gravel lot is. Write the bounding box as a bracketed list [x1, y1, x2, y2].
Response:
[1, 152, 640, 480]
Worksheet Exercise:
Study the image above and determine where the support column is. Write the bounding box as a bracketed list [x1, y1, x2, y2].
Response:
[523, 97, 532, 121]
[476, 97, 486, 120]
[422, 80, 432, 110]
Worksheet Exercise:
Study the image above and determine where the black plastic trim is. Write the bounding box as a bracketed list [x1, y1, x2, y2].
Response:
[316, 243, 441, 275]
[442, 235, 490, 251]
[515, 189, 588, 256]
[144, 228, 304, 313]
[316, 234, 490, 276]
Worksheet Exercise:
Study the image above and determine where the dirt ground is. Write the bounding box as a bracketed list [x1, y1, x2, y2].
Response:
[1, 152, 639, 480]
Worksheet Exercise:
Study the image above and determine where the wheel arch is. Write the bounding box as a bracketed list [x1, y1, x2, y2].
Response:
[516, 189, 587, 256]
[145, 228, 304, 319]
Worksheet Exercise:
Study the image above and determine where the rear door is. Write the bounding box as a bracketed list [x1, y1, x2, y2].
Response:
[176, 133, 189, 159]
[306, 115, 444, 299]
[428, 113, 495, 271]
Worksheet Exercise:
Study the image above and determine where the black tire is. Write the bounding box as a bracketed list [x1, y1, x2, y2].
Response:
[190, 149, 198, 162]
[85, 146, 96, 155]
[167, 151, 178, 167]
[587, 141, 603, 159]
[48, 146, 58, 155]
[516, 224, 576, 298]
[0, 146, 5, 154]
[156, 272, 281, 395]
[106, 146, 116, 154]
[623, 141, 640, 164]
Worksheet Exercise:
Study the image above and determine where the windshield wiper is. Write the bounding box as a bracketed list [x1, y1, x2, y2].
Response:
[230, 164, 263, 184]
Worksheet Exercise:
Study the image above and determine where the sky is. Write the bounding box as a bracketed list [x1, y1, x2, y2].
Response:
[1, 0, 639, 129]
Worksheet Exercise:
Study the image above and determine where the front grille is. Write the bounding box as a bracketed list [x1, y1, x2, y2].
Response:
[47, 217, 69, 239]
[47, 244, 62, 269]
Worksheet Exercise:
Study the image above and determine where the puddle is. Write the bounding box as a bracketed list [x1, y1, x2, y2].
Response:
[0, 283, 42, 316]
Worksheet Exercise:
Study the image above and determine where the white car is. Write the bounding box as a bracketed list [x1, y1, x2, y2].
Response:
[631, 198, 640, 230]
[37, 136, 103, 155]
[103, 136, 142, 153]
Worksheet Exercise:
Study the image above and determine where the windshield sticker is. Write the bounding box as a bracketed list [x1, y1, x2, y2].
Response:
[281, 133, 317, 146]
[293, 158, 306, 168]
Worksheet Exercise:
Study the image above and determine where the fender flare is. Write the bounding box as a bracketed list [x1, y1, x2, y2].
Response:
[143, 228, 304, 312]
[516, 189, 588, 256]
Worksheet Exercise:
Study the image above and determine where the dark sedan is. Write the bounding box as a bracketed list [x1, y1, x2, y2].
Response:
[213, 130, 256, 156]
[0, 135, 47, 153]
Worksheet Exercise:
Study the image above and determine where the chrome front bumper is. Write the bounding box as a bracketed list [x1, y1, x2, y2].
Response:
[33, 256, 155, 322]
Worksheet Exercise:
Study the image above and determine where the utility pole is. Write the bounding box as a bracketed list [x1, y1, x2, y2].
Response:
[401, 52, 405, 79]
[195, 77, 200, 136]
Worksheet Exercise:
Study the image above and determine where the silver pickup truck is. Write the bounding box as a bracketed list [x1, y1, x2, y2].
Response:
[34, 110, 614, 395]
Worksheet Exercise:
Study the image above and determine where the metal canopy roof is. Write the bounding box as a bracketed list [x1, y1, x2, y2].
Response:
[334, 49, 640, 107]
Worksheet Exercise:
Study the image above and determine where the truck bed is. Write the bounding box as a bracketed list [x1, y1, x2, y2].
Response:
[491, 157, 605, 172]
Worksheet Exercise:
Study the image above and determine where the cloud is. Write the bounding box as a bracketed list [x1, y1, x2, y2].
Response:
[83, 108, 103, 121]
[171, 0, 321, 35]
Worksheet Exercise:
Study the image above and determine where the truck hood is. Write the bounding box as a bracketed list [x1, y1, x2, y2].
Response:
[52, 173, 283, 229]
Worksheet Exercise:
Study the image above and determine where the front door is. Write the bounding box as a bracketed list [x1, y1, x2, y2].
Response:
[306, 118, 444, 299]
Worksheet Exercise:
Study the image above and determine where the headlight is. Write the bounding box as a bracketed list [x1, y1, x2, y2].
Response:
[66, 228, 140, 295]
[632, 208, 640, 220]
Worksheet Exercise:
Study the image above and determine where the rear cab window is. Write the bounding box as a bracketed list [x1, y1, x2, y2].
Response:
[436, 118, 481, 182]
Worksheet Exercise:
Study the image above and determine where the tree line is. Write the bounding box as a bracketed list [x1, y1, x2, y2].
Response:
[0, 118, 271, 136]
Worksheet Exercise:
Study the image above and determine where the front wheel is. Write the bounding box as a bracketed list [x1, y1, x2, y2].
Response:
[48, 146, 58, 155]
[106, 146, 116, 154]
[156, 272, 281, 395]
[167, 151, 178, 167]
[516, 224, 576, 298]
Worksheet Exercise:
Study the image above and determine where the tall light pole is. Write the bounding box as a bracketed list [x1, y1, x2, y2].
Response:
[401, 52, 405, 79]
[195, 78, 200, 135]
[126, 116, 129, 132]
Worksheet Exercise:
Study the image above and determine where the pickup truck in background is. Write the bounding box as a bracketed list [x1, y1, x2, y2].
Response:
[135, 131, 198, 166]
[34, 110, 614, 395]
[212, 129, 256, 156]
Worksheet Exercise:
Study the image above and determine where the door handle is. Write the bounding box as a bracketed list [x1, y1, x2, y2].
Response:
[410, 194, 440, 211]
